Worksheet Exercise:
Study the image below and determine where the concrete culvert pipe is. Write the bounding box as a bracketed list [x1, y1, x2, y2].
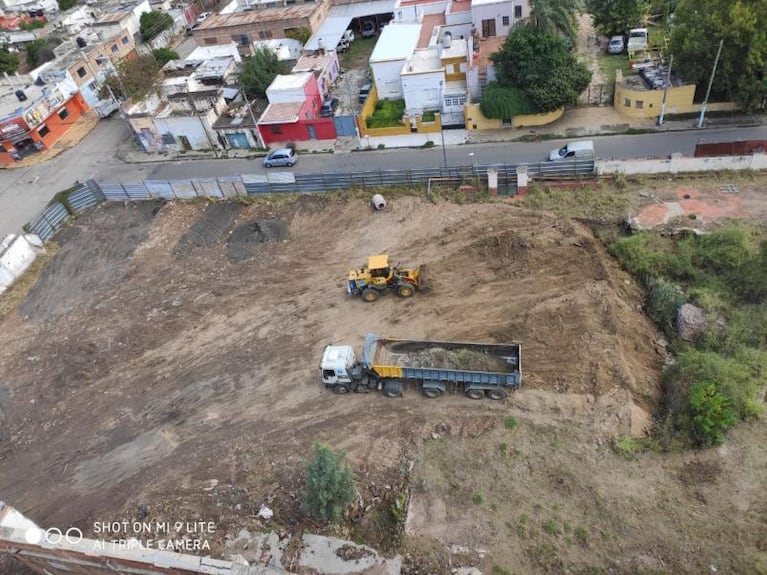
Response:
[372, 194, 386, 210]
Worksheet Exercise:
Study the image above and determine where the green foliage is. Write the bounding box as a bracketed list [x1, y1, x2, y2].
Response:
[106, 54, 161, 100]
[573, 526, 588, 543]
[421, 109, 436, 122]
[645, 277, 685, 338]
[503, 416, 518, 430]
[612, 436, 661, 459]
[529, 0, 578, 46]
[139, 11, 174, 42]
[471, 493, 484, 505]
[57, 0, 77, 9]
[390, 492, 408, 522]
[688, 382, 738, 447]
[240, 46, 289, 100]
[152, 48, 179, 66]
[670, 0, 767, 113]
[301, 442, 356, 523]
[25, 38, 56, 67]
[491, 24, 591, 113]
[587, 0, 648, 37]
[284, 27, 311, 44]
[365, 99, 405, 128]
[0, 48, 19, 74]
[480, 83, 536, 119]
[18, 19, 46, 31]
[543, 519, 561, 535]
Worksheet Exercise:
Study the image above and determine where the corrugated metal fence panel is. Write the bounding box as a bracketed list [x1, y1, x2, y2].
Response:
[123, 183, 151, 200]
[169, 180, 198, 199]
[68, 186, 101, 214]
[101, 183, 130, 201]
[28, 202, 69, 241]
[195, 178, 225, 198]
[217, 176, 246, 197]
[145, 180, 176, 199]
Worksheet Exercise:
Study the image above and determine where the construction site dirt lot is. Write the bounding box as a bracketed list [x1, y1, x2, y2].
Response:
[1, 190, 766, 574]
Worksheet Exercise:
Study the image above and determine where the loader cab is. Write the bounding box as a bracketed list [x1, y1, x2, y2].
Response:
[320, 345, 358, 387]
[367, 254, 393, 286]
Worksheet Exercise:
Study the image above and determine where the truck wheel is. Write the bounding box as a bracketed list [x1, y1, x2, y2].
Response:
[361, 288, 378, 302]
[383, 381, 403, 398]
[333, 384, 351, 394]
[422, 386, 442, 398]
[465, 388, 484, 400]
[487, 389, 506, 401]
[396, 283, 415, 298]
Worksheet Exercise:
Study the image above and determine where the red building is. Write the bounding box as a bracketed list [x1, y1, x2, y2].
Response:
[257, 72, 336, 146]
[0, 77, 89, 166]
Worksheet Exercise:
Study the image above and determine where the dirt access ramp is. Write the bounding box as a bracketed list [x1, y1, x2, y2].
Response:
[0, 196, 661, 557]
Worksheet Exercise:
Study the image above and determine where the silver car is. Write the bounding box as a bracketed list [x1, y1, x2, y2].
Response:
[608, 35, 625, 54]
[263, 148, 297, 168]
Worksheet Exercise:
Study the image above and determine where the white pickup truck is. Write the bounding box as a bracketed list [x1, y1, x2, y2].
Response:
[627, 28, 648, 53]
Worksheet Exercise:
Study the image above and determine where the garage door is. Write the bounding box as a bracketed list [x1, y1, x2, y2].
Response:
[334, 116, 357, 137]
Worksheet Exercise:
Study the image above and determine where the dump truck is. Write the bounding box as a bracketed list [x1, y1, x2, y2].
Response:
[320, 334, 521, 400]
[347, 255, 424, 302]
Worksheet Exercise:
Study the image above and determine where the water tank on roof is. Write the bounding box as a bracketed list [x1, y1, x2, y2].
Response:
[15, 90, 27, 102]
[442, 31, 452, 48]
[76, 36, 87, 48]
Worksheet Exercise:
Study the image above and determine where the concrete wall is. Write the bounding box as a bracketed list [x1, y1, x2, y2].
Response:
[402, 70, 442, 113]
[0, 234, 42, 295]
[464, 102, 563, 130]
[597, 152, 767, 175]
[472, 0, 515, 38]
[513, 107, 563, 127]
[371, 59, 406, 99]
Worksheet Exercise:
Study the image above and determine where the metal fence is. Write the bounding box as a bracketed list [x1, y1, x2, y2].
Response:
[26, 180, 104, 241]
[99, 160, 596, 200]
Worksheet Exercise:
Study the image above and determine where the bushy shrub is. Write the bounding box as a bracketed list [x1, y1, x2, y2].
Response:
[645, 277, 686, 339]
[688, 382, 738, 447]
[301, 443, 356, 523]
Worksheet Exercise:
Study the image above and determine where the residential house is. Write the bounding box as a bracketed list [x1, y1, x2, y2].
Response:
[252, 38, 302, 62]
[471, 0, 528, 38]
[369, 22, 422, 99]
[0, 30, 37, 53]
[59, 6, 96, 35]
[465, 34, 501, 100]
[192, 2, 329, 57]
[91, 0, 151, 38]
[188, 42, 243, 63]
[212, 94, 264, 149]
[0, 75, 89, 165]
[0, 0, 55, 15]
[257, 72, 335, 145]
[291, 49, 340, 101]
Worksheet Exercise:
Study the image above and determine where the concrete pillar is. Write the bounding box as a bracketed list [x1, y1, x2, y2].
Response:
[487, 168, 498, 196]
[516, 165, 528, 196]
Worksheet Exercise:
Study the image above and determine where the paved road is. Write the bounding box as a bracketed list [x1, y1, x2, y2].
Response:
[1, 122, 765, 238]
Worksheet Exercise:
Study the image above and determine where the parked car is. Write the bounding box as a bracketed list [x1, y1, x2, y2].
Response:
[336, 39, 350, 53]
[196, 11, 211, 24]
[263, 148, 297, 168]
[361, 20, 376, 38]
[607, 35, 625, 54]
[548, 140, 595, 161]
[343, 29, 355, 43]
[358, 83, 372, 104]
[320, 98, 339, 117]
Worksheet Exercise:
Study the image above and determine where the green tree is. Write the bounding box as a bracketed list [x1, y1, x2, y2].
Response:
[479, 83, 535, 119]
[57, 0, 77, 9]
[0, 48, 19, 74]
[140, 11, 174, 42]
[25, 39, 56, 67]
[490, 24, 591, 113]
[529, 0, 578, 46]
[586, 0, 648, 37]
[688, 382, 738, 447]
[670, 0, 767, 113]
[301, 443, 356, 523]
[285, 27, 312, 44]
[152, 47, 180, 66]
[102, 54, 161, 101]
[240, 46, 289, 100]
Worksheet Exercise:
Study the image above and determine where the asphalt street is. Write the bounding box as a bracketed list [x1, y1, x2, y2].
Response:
[1, 122, 765, 238]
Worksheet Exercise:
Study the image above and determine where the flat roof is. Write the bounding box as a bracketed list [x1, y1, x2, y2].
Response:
[403, 47, 442, 74]
[292, 52, 336, 73]
[370, 22, 422, 62]
[473, 35, 504, 71]
[187, 43, 242, 63]
[0, 82, 45, 120]
[197, 4, 316, 29]
[93, 10, 130, 24]
[268, 72, 311, 91]
[471, 0, 508, 6]
[258, 101, 303, 124]
[441, 37, 467, 59]
[304, 0, 396, 51]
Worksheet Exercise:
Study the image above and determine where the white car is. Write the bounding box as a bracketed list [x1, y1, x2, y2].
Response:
[196, 11, 211, 24]
[607, 35, 625, 54]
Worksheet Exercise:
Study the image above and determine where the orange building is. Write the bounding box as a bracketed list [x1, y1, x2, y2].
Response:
[0, 77, 89, 165]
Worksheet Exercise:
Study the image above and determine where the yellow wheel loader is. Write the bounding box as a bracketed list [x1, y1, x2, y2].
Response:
[347, 255, 424, 303]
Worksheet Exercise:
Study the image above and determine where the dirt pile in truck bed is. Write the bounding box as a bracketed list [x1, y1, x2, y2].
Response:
[397, 347, 512, 372]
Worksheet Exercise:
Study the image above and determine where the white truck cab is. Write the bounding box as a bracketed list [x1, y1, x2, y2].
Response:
[320, 345, 358, 386]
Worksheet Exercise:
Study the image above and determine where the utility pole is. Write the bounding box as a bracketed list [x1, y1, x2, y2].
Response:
[439, 80, 447, 168]
[697, 39, 724, 129]
[658, 54, 673, 126]
[187, 90, 220, 157]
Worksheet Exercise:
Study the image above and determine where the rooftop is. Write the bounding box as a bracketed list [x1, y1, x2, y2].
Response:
[268, 72, 311, 91]
[0, 81, 45, 121]
[473, 35, 504, 72]
[252, 38, 302, 61]
[195, 56, 235, 81]
[196, 4, 317, 29]
[257, 101, 303, 124]
[417, 13, 445, 48]
[370, 23, 422, 62]
[187, 42, 242, 63]
[448, 0, 472, 12]
[292, 52, 337, 73]
[92, 10, 130, 25]
[441, 37, 467, 59]
[402, 47, 442, 74]
[213, 99, 266, 129]
[471, 0, 508, 6]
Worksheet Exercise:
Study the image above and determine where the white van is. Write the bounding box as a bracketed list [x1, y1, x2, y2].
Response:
[548, 140, 595, 161]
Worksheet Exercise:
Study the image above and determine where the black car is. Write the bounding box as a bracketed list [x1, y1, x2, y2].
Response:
[358, 83, 372, 104]
[320, 98, 339, 117]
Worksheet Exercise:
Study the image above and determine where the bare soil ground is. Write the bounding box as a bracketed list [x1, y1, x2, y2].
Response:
[1, 188, 765, 574]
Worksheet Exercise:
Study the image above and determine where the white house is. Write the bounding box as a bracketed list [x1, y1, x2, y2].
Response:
[252, 38, 302, 62]
[471, 0, 528, 38]
[401, 47, 443, 116]
[369, 22, 422, 99]
[292, 50, 340, 101]
[188, 42, 243, 63]
[91, 0, 151, 38]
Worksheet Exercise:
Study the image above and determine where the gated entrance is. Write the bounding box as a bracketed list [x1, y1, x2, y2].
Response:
[334, 115, 357, 137]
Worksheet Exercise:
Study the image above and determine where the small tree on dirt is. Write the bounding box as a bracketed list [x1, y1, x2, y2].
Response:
[688, 381, 738, 447]
[102, 53, 162, 101]
[301, 442, 356, 523]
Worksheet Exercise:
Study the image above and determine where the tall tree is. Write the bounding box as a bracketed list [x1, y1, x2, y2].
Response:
[528, 0, 578, 47]
[670, 0, 767, 113]
[152, 48, 180, 66]
[102, 54, 161, 101]
[239, 46, 289, 100]
[301, 443, 356, 523]
[490, 24, 592, 113]
[140, 11, 174, 42]
[586, 0, 648, 37]
[0, 48, 19, 74]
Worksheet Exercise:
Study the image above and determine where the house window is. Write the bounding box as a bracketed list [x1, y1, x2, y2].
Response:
[77, 67, 87, 78]
[121, 35, 129, 44]
[514, 5, 522, 18]
[258, 30, 272, 39]
[624, 98, 630, 107]
[204, 37, 218, 45]
[111, 44, 118, 53]
[38, 124, 50, 137]
[270, 125, 282, 134]
[58, 108, 69, 120]
[502, 16, 509, 26]
[161, 133, 176, 145]
[635, 100, 644, 109]
[240, 34, 250, 46]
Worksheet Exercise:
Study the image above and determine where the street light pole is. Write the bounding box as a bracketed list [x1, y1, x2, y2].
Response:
[658, 54, 673, 126]
[697, 39, 724, 129]
[439, 80, 447, 168]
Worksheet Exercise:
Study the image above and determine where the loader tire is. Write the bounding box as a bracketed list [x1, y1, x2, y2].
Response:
[396, 283, 415, 298]
[361, 288, 378, 302]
